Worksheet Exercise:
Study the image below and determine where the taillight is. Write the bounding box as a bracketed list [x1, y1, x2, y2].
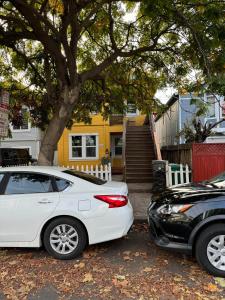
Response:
[94, 195, 128, 208]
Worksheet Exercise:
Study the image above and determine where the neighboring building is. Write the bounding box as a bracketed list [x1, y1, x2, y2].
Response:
[155, 93, 225, 147]
[57, 104, 156, 182]
[0, 107, 43, 159]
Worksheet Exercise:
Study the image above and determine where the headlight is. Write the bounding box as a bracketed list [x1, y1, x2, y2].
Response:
[157, 204, 193, 215]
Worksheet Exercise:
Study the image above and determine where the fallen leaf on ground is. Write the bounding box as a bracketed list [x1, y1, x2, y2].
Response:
[123, 255, 133, 261]
[75, 262, 85, 269]
[173, 276, 183, 282]
[204, 283, 220, 292]
[82, 273, 93, 283]
[143, 267, 152, 272]
[100, 286, 112, 294]
[214, 277, 225, 288]
[123, 251, 131, 256]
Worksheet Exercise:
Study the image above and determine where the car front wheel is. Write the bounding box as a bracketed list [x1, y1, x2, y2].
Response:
[195, 223, 225, 277]
[43, 217, 87, 260]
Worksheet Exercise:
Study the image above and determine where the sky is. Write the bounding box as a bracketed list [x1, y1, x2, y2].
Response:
[155, 87, 176, 104]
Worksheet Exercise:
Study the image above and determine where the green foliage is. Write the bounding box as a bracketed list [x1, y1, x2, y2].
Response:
[0, 0, 224, 135]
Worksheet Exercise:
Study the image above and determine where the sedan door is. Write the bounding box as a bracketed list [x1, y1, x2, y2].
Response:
[0, 172, 60, 242]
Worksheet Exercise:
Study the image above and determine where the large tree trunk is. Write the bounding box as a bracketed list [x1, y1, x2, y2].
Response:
[38, 86, 80, 165]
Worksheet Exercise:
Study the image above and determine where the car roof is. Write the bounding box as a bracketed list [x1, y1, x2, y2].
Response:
[0, 166, 67, 174]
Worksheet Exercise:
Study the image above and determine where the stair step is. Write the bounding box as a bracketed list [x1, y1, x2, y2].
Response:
[126, 174, 153, 179]
[126, 155, 155, 160]
[126, 133, 150, 137]
[126, 144, 154, 149]
[126, 136, 152, 139]
[126, 172, 153, 177]
[126, 141, 153, 145]
[126, 154, 155, 158]
[127, 126, 149, 129]
[126, 166, 152, 171]
[126, 178, 153, 183]
[126, 148, 154, 155]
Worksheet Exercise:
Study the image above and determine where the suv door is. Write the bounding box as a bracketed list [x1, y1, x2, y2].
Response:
[0, 172, 60, 242]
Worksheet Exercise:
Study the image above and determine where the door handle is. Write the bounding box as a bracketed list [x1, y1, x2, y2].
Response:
[38, 199, 53, 204]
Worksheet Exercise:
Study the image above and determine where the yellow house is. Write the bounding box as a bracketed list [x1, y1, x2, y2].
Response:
[58, 107, 146, 174]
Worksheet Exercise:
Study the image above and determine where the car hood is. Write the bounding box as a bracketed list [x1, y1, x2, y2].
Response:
[153, 182, 225, 204]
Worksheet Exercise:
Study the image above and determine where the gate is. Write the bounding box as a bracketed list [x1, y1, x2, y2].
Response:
[192, 143, 225, 182]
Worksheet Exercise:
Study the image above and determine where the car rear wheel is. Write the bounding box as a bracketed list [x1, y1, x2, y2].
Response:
[43, 217, 87, 260]
[195, 223, 225, 277]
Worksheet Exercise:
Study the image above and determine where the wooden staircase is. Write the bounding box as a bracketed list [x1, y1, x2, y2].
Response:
[125, 124, 155, 183]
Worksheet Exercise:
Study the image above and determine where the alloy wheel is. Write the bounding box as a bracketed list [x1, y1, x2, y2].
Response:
[207, 235, 225, 271]
[50, 224, 79, 255]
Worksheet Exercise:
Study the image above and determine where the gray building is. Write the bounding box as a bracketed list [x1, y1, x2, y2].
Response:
[155, 93, 225, 147]
[0, 107, 43, 159]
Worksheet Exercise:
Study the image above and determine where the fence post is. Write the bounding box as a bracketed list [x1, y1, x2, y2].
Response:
[185, 164, 190, 183]
[100, 165, 103, 179]
[95, 164, 99, 178]
[90, 165, 93, 176]
[108, 163, 112, 181]
[168, 164, 172, 187]
[152, 160, 168, 193]
[174, 171, 178, 185]
[180, 164, 184, 184]
[104, 164, 108, 181]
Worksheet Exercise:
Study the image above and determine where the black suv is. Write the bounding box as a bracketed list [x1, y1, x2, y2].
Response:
[148, 172, 225, 277]
[0, 148, 35, 166]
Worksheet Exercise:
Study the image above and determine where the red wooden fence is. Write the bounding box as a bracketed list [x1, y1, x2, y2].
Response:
[192, 143, 225, 182]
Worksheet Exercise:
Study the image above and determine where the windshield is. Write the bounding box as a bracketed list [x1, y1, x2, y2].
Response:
[205, 172, 225, 188]
[63, 170, 106, 185]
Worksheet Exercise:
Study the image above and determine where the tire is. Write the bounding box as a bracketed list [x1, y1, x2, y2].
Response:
[43, 217, 87, 260]
[195, 223, 225, 277]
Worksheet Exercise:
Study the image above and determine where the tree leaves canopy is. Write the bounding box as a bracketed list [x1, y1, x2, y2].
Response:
[0, 0, 224, 130]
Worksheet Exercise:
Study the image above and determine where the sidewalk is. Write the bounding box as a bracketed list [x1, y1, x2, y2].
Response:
[112, 175, 152, 220]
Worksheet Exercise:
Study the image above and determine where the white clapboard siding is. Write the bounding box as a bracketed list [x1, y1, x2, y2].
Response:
[167, 164, 191, 187]
[61, 163, 112, 181]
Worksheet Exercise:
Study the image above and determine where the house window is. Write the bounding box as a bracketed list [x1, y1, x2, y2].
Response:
[206, 96, 216, 118]
[12, 108, 30, 131]
[127, 101, 137, 115]
[114, 137, 122, 156]
[70, 134, 98, 160]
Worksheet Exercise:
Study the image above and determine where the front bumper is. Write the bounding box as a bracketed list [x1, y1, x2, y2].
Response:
[148, 210, 192, 254]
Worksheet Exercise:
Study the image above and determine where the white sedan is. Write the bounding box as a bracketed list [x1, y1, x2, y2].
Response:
[0, 166, 133, 259]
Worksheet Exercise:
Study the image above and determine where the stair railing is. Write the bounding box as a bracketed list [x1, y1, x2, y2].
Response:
[149, 113, 162, 160]
[122, 117, 128, 181]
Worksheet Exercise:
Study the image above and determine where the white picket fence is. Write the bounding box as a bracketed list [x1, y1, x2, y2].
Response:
[62, 163, 112, 181]
[167, 164, 192, 187]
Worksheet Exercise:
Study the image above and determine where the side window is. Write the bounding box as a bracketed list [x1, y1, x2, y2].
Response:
[5, 173, 53, 195]
[55, 177, 71, 191]
[0, 174, 4, 184]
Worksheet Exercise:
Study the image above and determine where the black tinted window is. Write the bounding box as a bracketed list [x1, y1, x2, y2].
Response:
[0, 174, 4, 183]
[5, 173, 53, 195]
[63, 170, 106, 185]
[55, 177, 71, 191]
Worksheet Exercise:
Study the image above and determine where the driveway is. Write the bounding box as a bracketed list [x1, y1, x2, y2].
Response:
[0, 222, 224, 300]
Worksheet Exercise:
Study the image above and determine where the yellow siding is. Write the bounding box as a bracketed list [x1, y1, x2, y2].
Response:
[58, 113, 146, 168]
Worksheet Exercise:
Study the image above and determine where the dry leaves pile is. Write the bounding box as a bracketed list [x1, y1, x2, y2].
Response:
[0, 223, 224, 300]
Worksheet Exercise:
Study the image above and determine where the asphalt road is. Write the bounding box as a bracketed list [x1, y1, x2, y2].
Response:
[0, 222, 224, 300]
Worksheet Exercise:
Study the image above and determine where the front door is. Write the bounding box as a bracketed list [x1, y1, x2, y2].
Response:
[0, 172, 60, 242]
[111, 134, 123, 173]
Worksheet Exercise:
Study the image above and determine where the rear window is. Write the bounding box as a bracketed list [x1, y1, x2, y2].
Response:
[63, 170, 106, 185]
